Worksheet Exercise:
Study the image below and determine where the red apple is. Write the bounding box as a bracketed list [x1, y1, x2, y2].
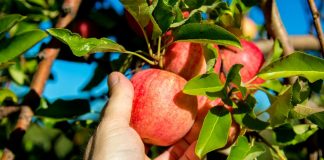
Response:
[72, 19, 97, 38]
[163, 42, 206, 80]
[130, 69, 198, 146]
[220, 39, 265, 84]
[182, 11, 190, 19]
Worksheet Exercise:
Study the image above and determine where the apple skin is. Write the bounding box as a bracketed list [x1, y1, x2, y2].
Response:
[220, 39, 265, 83]
[130, 69, 198, 146]
[163, 42, 206, 80]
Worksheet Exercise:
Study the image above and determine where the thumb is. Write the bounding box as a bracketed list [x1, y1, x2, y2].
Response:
[102, 72, 134, 126]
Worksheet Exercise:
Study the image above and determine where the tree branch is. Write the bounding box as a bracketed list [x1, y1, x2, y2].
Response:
[261, 0, 297, 84]
[0, 106, 20, 119]
[255, 35, 321, 54]
[261, 0, 295, 56]
[307, 0, 324, 57]
[1, 1, 82, 159]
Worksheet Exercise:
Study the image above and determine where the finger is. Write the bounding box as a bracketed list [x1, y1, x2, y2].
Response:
[155, 139, 191, 160]
[84, 136, 93, 160]
[101, 72, 134, 126]
[179, 141, 200, 160]
[154, 113, 205, 160]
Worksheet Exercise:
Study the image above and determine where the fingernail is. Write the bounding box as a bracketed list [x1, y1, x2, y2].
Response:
[108, 73, 120, 88]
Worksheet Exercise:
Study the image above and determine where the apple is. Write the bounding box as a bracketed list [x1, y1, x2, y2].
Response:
[130, 69, 198, 146]
[220, 39, 264, 84]
[163, 42, 206, 80]
[163, 42, 222, 81]
[182, 11, 190, 19]
[71, 19, 97, 38]
[241, 17, 258, 39]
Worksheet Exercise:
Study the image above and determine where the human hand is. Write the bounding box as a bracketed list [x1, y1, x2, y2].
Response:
[84, 72, 149, 160]
[84, 72, 207, 160]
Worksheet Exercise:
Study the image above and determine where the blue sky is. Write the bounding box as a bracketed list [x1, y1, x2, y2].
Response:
[10, 0, 324, 119]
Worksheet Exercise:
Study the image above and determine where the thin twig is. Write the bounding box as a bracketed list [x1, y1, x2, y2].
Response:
[0, 106, 20, 119]
[251, 132, 286, 160]
[1, 1, 82, 159]
[255, 35, 321, 54]
[262, 0, 295, 56]
[307, 0, 324, 57]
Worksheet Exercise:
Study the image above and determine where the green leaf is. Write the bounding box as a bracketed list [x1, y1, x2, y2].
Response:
[173, 23, 241, 48]
[149, 14, 163, 39]
[55, 134, 74, 159]
[225, 64, 247, 97]
[121, 0, 151, 27]
[242, 114, 269, 130]
[23, 124, 61, 152]
[308, 112, 324, 129]
[185, 11, 202, 24]
[256, 142, 274, 160]
[227, 136, 265, 160]
[47, 28, 126, 56]
[36, 99, 90, 118]
[12, 21, 39, 35]
[225, 64, 243, 86]
[273, 124, 318, 146]
[152, 0, 176, 33]
[258, 52, 324, 83]
[195, 107, 232, 158]
[273, 123, 296, 143]
[261, 79, 284, 93]
[170, 10, 203, 28]
[292, 78, 311, 106]
[184, 0, 204, 9]
[8, 64, 27, 85]
[282, 124, 318, 146]
[266, 87, 293, 127]
[38, 98, 49, 109]
[0, 29, 47, 63]
[290, 104, 324, 119]
[264, 39, 283, 66]
[309, 79, 323, 93]
[0, 88, 18, 104]
[0, 14, 26, 39]
[203, 43, 219, 72]
[27, 0, 48, 8]
[183, 72, 224, 96]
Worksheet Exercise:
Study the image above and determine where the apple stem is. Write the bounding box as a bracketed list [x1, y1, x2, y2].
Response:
[245, 76, 258, 85]
[124, 51, 156, 65]
[139, 23, 154, 59]
[157, 36, 161, 58]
